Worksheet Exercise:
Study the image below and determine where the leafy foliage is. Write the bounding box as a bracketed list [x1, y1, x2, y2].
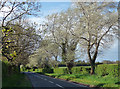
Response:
[95, 64, 119, 77]
[54, 66, 90, 74]
[53, 64, 118, 77]
[42, 68, 54, 73]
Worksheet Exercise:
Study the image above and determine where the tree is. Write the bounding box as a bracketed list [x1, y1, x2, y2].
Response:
[102, 60, 114, 64]
[115, 60, 120, 64]
[71, 2, 118, 74]
[45, 9, 79, 74]
[1, 22, 41, 72]
[44, 41, 60, 68]
[0, 1, 41, 65]
[0, 0, 41, 27]
[28, 39, 60, 68]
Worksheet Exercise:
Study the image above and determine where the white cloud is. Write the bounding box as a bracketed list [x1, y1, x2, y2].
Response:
[0, 6, 12, 18]
[0, 6, 13, 25]
[27, 17, 48, 35]
[97, 39, 119, 62]
[28, 17, 47, 24]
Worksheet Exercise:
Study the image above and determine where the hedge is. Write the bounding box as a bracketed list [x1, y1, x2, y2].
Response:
[54, 68, 69, 74]
[42, 68, 53, 73]
[53, 64, 119, 77]
[95, 64, 119, 77]
[71, 67, 90, 74]
[54, 66, 91, 74]
[24, 64, 119, 77]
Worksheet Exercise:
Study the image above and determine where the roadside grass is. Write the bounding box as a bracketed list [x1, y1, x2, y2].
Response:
[45, 73, 119, 88]
[2, 73, 32, 88]
[21, 64, 119, 88]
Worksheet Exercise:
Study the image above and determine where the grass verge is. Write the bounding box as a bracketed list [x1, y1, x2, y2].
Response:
[45, 73, 119, 88]
[2, 73, 32, 88]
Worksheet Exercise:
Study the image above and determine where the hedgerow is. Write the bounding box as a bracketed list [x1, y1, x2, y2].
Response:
[95, 64, 119, 77]
[54, 66, 90, 74]
[53, 64, 118, 77]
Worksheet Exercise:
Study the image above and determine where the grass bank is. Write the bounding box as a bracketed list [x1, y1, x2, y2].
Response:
[2, 73, 32, 88]
[2, 61, 32, 88]
[45, 73, 119, 88]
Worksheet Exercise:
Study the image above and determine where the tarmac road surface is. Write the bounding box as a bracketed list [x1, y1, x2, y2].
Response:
[25, 72, 94, 89]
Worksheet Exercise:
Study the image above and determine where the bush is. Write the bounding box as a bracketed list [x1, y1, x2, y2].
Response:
[95, 64, 119, 77]
[54, 66, 90, 74]
[71, 67, 90, 74]
[42, 68, 53, 73]
[63, 68, 69, 74]
[54, 68, 69, 74]
[38, 69, 42, 72]
[52, 64, 118, 77]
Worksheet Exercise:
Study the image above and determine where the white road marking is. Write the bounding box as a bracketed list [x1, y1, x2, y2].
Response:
[54, 76, 87, 87]
[56, 84, 64, 88]
[32, 73, 86, 88]
[33, 74, 45, 80]
[49, 81, 54, 83]
[32, 73, 64, 88]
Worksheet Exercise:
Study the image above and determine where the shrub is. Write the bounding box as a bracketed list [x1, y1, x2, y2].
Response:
[71, 67, 90, 74]
[53, 66, 91, 74]
[38, 69, 42, 72]
[63, 68, 69, 74]
[53, 64, 118, 77]
[54, 68, 69, 74]
[95, 64, 109, 76]
[95, 64, 118, 77]
[42, 68, 53, 73]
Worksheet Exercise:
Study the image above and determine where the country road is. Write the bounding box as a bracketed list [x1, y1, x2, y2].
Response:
[25, 72, 93, 89]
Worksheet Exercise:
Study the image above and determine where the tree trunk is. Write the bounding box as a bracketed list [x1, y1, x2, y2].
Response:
[18, 63, 21, 72]
[68, 67, 72, 74]
[66, 64, 72, 74]
[66, 60, 74, 74]
[62, 43, 67, 62]
[90, 61, 95, 75]
[54, 56, 58, 68]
